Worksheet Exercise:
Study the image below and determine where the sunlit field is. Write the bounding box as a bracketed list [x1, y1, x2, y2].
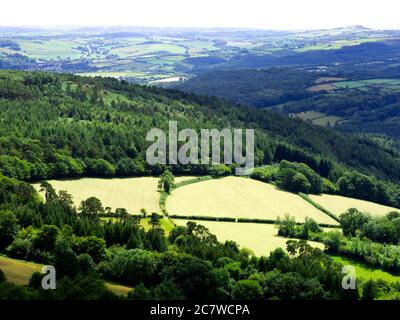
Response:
[0, 255, 42, 285]
[308, 194, 400, 217]
[174, 219, 324, 256]
[0, 255, 132, 295]
[33, 176, 197, 215]
[167, 176, 339, 225]
[33, 178, 162, 214]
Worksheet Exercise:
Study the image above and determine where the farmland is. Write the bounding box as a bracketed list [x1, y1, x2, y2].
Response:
[330, 255, 400, 283]
[166, 176, 339, 225]
[0, 255, 132, 296]
[174, 219, 324, 256]
[308, 194, 400, 217]
[33, 177, 162, 214]
[0, 255, 42, 285]
[32, 176, 198, 215]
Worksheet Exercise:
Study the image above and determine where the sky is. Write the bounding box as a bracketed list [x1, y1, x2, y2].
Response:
[2, 0, 400, 30]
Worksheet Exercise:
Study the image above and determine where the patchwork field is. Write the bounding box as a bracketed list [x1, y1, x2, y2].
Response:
[174, 220, 324, 256]
[308, 194, 400, 217]
[167, 176, 339, 225]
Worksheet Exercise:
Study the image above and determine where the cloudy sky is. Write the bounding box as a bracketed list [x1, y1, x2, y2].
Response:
[2, 0, 399, 30]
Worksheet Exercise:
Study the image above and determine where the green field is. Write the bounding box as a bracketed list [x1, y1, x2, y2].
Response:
[333, 79, 400, 91]
[330, 255, 400, 283]
[140, 217, 175, 235]
[308, 194, 400, 217]
[17, 39, 82, 60]
[296, 38, 386, 52]
[174, 219, 324, 256]
[167, 176, 339, 225]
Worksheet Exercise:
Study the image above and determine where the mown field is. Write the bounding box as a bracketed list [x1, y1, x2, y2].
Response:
[33, 177, 162, 214]
[0, 255, 132, 296]
[174, 219, 324, 256]
[167, 176, 339, 225]
[32, 176, 196, 215]
[308, 194, 400, 217]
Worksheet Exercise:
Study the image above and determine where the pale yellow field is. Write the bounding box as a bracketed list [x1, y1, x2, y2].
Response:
[0, 255, 42, 285]
[0, 255, 132, 295]
[174, 220, 324, 256]
[33, 176, 197, 215]
[167, 176, 338, 225]
[33, 177, 163, 214]
[309, 194, 400, 217]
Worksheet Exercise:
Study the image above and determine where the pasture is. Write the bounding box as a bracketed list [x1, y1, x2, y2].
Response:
[308, 194, 400, 217]
[333, 79, 400, 91]
[174, 220, 324, 256]
[17, 39, 82, 60]
[167, 176, 339, 225]
[330, 255, 400, 283]
[0, 255, 42, 285]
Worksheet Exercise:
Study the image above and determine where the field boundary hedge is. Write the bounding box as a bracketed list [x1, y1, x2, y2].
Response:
[170, 215, 339, 228]
[298, 192, 340, 223]
[159, 175, 214, 215]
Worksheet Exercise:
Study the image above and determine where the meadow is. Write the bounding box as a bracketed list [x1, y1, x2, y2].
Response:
[32, 176, 197, 215]
[167, 176, 339, 225]
[173, 219, 324, 256]
[308, 194, 400, 217]
[17, 39, 82, 60]
[33, 177, 163, 214]
[0, 255, 132, 296]
[330, 255, 400, 283]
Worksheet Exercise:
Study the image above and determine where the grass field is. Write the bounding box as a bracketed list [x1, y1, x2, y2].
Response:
[308, 194, 400, 217]
[140, 217, 175, 235]
[17, 39, 82, 60]
[330, 255, 400, 283]
[33, 177, 163, 214]
[0, 255, 132, 296]
[174, 219, 324, 256]
[333, 79, 400, 91]
[33, 176, 197, 215]
[0, 255, 42, 285]
[167, 176, 339, 225]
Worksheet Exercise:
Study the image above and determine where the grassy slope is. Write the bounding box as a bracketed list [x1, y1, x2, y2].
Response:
[167, 176, 339, 225]
[330, 255, 400, 283]
[0, 255, 132, 296]
[173, 219, 324, 256]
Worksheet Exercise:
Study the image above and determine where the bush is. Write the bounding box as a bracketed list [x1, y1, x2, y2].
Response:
[276, 161, 323, 194]
[232, 279, 263, 300]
